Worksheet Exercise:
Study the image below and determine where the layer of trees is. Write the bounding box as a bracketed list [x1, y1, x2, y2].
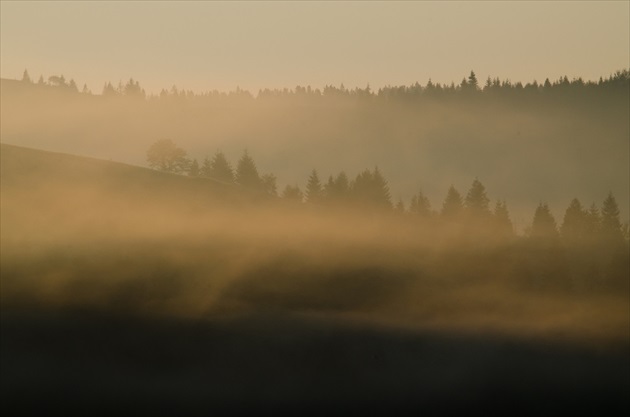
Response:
[146, 138, 629, 292]
[16, 68, 629, 104]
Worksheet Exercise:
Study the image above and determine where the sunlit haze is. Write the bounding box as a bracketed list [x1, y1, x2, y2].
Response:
[1, 1, 628, 93]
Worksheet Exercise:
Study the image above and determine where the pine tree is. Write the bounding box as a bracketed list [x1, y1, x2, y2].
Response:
[410, 190, 432, 217]
[209, 151, 235, 183]
[493, 200, 513, 238]
[601, 192, 622, 242]
[441, 186, 463, 218]
[560, 198, 587, 244]
[305, 169, 323, 203]
[465, 179, 491, 217]
[22, 69, 31, 83]
[282, 184, 304, 202]
[530, 203, 559, 239]
[188, 159, 200, 177]
[261, 173, 277, 196]
[235, 150, 260, 188]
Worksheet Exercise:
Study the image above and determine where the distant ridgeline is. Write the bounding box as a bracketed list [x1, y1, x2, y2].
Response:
[4, 68, 629, 101]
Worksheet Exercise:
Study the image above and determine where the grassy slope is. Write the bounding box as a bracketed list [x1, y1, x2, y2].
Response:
[1, 144, 628, 416]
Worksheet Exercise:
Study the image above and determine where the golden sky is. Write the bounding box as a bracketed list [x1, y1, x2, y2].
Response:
[1, 1, 628, 94]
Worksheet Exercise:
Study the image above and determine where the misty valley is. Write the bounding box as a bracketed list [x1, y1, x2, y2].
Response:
[1, 71, 629, 416]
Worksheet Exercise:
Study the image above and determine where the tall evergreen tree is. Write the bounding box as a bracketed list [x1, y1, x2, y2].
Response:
[282, 184, 304, 202]
[305, 169, 323, 203]
[261, 173, 278, 196]
[22, 69, 31, 83]
[560, 198, 587, 244]
[465, 179, 491, 217]
[493, 200, 513, 238]
[530, 203, 559, 239]
[235, 150, 260, 188]
[441, 186, 464, 218]
[350, 167, 391, 209]
[585, 203, 601, 238]
[188, 158, 200, 177]
[410, 190, 432, 217]
[601, 192, 623, 242]
[209, 151, 235, 183]
[324, 171, 350, 202]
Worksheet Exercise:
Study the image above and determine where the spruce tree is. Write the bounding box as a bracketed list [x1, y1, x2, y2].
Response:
[188, 158, 200, 177]
[441, 186, 463, 218]
[282, 184, 304, 202]
[235, 150, 260, 188]
[210, 151, 235, 183]
[601, 192, 623, 242]
[305, 169, 323, 203]
[560, 198, 587, 244]
[465, 179, 491, 217]
[530, 203, 559, 239]
[493, 200, 513, 237]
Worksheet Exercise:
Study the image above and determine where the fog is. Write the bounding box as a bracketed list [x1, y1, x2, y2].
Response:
[1, 75, 628, 231]
[2, 75, 629, 414]
[2, 143, 628, 350]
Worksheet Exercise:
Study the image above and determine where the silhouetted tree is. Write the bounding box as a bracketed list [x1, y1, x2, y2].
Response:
[37, 75, 45, 85]
[102, 82, 117, 96]
[235, 150, 261, 189]
[465, 179, 491, 218]
[208, 151, 235, 183]
[324, 171, 350, 203]
[530, 203, 559, 240]
[146, 139, 189, 174]
[350, 167, 392, 209]
[200, 157, 212, 178]
[493, 200, 513, 238]
[188, 158, 200, 177]
[560, 198, 587, 244]
[601, 192, 623, 242]
[261, 173, 278, 196]
[409, 190, 432, 217]
[22, 69, 31, 83]
[48, 75, 66, 88]
[441, 186, 463, 218]
[282, 184, 304, 202]
[305, 169, 323, 203]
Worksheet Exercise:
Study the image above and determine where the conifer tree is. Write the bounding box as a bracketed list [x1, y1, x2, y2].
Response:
[560, 198, 587, 244]
[305, 169, 323, 203]
[235, 150, 260, 188]
[530, 203, 559, 239]
[261, 173, 277, 196]
[493, 200, 513, 237]
[188, 159, 200, 177]
[441, 186, 463, 218]
[282, 184, 304, 202]
[465, 179, 491, 217]
[209, 151, 235, 183]
[410, 190, 432, 217]
[601, 192, 623, 242]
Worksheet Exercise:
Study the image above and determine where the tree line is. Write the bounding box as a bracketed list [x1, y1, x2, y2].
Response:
[146, 139, 628, 246]
[17, 68, 629, 103]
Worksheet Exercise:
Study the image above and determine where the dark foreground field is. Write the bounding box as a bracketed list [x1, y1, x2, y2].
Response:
[1, 307, 628, 417]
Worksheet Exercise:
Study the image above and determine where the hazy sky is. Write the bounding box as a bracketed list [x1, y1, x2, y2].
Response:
[1, 1, 628, 94]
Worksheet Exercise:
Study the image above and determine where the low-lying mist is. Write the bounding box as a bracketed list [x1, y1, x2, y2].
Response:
[2, 145, 628, 350]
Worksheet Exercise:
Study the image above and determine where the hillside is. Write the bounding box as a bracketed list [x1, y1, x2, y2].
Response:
[1, 143, 628, 416]
[2, 74, 628, 230]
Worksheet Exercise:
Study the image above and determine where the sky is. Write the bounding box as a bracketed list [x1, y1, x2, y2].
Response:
[1, 1, 629, 94]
